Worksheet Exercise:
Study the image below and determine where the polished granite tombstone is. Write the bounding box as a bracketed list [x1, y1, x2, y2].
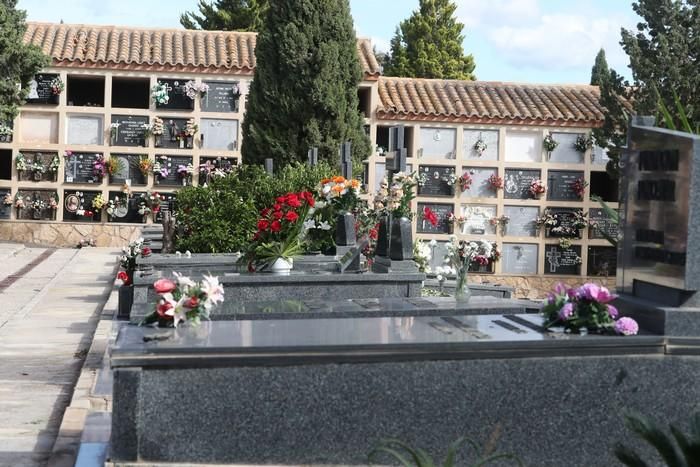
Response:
[110, 314, 700, 466]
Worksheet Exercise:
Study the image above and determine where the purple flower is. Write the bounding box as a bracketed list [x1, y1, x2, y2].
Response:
[558, 302, 574, 321]
[577, 283, 616, 303]
[614, 317, 639, 336]
[554, 282, 568, 295]
[545, 293, 555, 305]
[607, 304, 619, 319]
[159, 168, 169, 178]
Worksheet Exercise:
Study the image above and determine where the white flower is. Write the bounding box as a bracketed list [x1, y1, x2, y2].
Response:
[173, 272, 196, 290]
[175, 251, 182, 257]
[303, 219, 316, 230]
[185, 251, 192, 258]
[318, 221, 332, 231]
[429, 239, 438, 247]
[201, 274, 225, 308]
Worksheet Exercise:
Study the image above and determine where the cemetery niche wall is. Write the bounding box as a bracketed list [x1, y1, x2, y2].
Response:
[110, 115, 149, 147]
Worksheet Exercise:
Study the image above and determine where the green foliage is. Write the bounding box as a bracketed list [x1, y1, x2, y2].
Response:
[590, 195, 619, 247]
[591, 68, 631, 179]
[383, 0, 475, 80]
[657, 89, 699, 135]
[180, 0, 267, 31]
[174, 162, 333, 253]
[368, 436, 523, 467]
[241, 0, 371, 170]
[0, 0, 49, 122]
[613, 410, 700, 467]
[590, 48, 609, 86]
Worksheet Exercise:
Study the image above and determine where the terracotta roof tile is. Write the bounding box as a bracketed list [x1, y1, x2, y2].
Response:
[377, 77, 605, 127]
[23, 22, 381, 77]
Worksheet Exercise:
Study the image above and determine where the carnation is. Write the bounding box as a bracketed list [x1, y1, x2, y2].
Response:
[614, 317, 639, 336]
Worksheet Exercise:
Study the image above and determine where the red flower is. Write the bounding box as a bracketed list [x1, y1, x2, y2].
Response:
[273, 203, 282, 212]
[285, 211, 299, 222]
[261, 208, 271, 217]
[270, 220, 282, 232]
[272, 210, 283, 220]
[142, 247, 152, 257]
[285, 194, 301, 208]
[257, 219, 270, 231]
[153, 278, 177, 294]
[369, 228, 378, 240]
[185, 296, 199, 309]
[276, 196, 286, 203]
[117, 270, 131, 285]
[423, 207, 438, 226]
[300, 191, 315, 207]
[156, 299, 174, 319]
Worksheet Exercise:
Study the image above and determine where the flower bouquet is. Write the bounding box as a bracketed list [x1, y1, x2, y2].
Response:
[30, 158, 45, 181]
[138, 156, 153, 178]
[109, 122, 120, 144]
[117, 238, 148, 285]
[93, 155, 107, 181]
[571, 177, 589, 199]
[446, 212, 466, 230]
[0, 123, 13, 142]
[15, 153, 27, 173]
[92, 193, 106, 211]
[50, 77, 64, 95]
[487, 173, 504, 191]
[543, 134, 559, 154]
[184, 80, 209, 99]
[49, 154, 60, 180]
[3, 193, 12, 206]
[141, 273, 224, 327]
[422, 206, 439, 227]
[184, 119, 198, 148]
[177, 163, 194, 186]
[573, 135, 593, 154]
[242, 191, 315, 272]
[14, 193, 25, 210]
[151, 117, 164, 147]
[490, 215, 510, 235]
[30, 198, 46, 219]
[151, 83, 170, 105]
[541, 283, 638, 335]
[153, 157, 170, 184]
[106, 156, 125, 177]
[529, 179, 546, 198]
[458, 172, 473, 192]
[473, 138, 488, 156]
[444, 237, 500, 301]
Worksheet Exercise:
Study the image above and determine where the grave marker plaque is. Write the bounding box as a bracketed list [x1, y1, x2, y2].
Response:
[544, 208, 584, 238]
[154, 193, 177, 223]
[418, 165, 455, 197]
[201, 118, 238, 151]
[64, 153, 104, 184]
[25, 74, 60, 105]
[16, 190, 58, 221]
[547, 170, 584, 201]
[108, 191, 146, 224]
[461, 205, 496, 235]
[155, 155, 192, 186]
[201, 81, 240, 113]
[417, 202, 452, 234]
[158, 118, 190, 149]
[17, 152, 59, 182]
[503, 206, 538, 237]
[544, 244, 581, 275]
[589, 208, 619, 240]
[549, 133, 584, 164]
[463, 129, 498, 161]
[66, 115, 103, 145]
[155, 79, 194, 110]
[111, 115, 148, 147]
[62, 190, 102, 222]
[460, 167, 497, 198]
[587, 246, 617, 277]
[502, 243, 538, 274]
[109, 154, 147, 186]
[504, 169, 541, 199]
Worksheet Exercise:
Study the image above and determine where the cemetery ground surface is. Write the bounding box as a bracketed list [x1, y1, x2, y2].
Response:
[0, 243, 117, 467]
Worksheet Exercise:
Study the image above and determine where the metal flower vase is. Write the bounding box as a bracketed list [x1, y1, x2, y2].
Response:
[389, 216, 413, 261]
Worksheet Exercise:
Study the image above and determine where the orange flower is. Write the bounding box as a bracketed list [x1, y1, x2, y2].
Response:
[349, 179, 360, 189]
[332, 176, 345, 184]
[331, 185, 344, 193]
[320, 178, 331, 185]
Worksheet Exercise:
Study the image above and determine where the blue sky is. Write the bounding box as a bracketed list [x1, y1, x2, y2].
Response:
[18, 0, 638, 84]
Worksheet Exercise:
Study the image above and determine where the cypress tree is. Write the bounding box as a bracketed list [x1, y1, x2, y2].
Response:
[180, 0, 267, 31]
[384, 0, 475, 80]
[590, 48, 609, 86]
[0, 0, 48, 122]
[241, 0, 371, 168]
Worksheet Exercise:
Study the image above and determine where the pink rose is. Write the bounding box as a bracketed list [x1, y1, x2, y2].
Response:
[153, 278, 176, 295]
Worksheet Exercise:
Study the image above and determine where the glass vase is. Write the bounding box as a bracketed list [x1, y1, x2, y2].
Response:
[455, 267, 471, 303]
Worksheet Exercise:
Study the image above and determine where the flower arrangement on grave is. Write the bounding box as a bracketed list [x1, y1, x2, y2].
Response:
[92, 155, 107, 180]
[116, 238, 150, 287]
[140, 273, 224, 328]
[3, 193, 12, 205]
[177, 163, 194, 185]
[417, 172, 429, 187]
[0, 123, 13, 141]
[92, 193, 106, 211]
[422, 206, 439, 227]
[140, 191, 162, 218]
[137, 202, 151, 220]
[106, 156, 125, 177]
[14, 193, 25, 210]
[444, 236, 500, 301]
[473, 137, 488, 156]
[441, 171, 458, 186]
[458, 171, 473, 191]
[529, 179, 546, 198]
[138, 156, 153, 177]
[184, 80, 209, 100]
[49, 77, 64, 95]
[301, 214, 333, 253]
[109, 123, 120, 143]
[30, 198, 46, 217]
[105, 194, 126, 220]
[30, 158, 46, 181]
[48, 193, 59, 213]
[318, 176, 360, 213]
[49, 154, 60, 176]
[376, 145, 386, 156]
[15, 153, 27, 172]
[571, 177, 589, 199]
[573, 134, 593, 153]
[374, 172, 418, 219]
[446, 212, 466, 228]
[543, 134, 559, 153]
[151, 117, 164, 136]
[541, 282, 638, 335]
[153, 156, 170, 183]
[355, 205, 380, 265]
[487, 173, 504, 191]
[536, 209, 587, 245]
[184, 119, 198, 136]
[490, 215, 510, 235]
[413, 239, 432, 273]
[242, 191, 315, 272]
[151, 83, 169, 105]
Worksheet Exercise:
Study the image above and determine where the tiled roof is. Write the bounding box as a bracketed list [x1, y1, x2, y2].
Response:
[377, 77, 605, 127]
[23, 22, 381, 77]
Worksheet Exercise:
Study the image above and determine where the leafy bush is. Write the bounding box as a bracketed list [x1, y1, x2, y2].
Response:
[174, 162, 334, 253]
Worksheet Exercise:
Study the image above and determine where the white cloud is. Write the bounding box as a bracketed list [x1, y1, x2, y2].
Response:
[455, 0, 541, 29]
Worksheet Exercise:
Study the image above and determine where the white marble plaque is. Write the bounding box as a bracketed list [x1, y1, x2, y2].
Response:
[19, 112, 58, 143]
[201, 118, 239, 151]
[420, 127, 456, 159]
[549, 133, 584, 163]
[460, 167, 497, 199]
[461, 204, 497, 235]
[66, 115, 104, 145]
[591, 145, 611, 166]
[505, 130, 541, 162]
[374, 162, 386, 193]
[502, 243, 539, 274]
[463, 129, 498, 160]
[503, 205, 538, 237]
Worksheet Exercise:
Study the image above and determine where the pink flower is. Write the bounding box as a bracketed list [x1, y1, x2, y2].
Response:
[577, 283, 616, 303]
[558, 302, 574, 320]
[153, 278, 176, 294]
[614, 317, 639, 336]
[607, 304, 619, 319]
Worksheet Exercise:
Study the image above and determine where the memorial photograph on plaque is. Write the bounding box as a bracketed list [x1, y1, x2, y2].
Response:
[25, 74, 60, 105]
[66, 114, 104, 146]
[417, 165, 456, 197]
[548, 133, 585, 164]
[154, 79, 194, 110]
[200, 119, 239, 151]
[460, 167, 497, 198]
[419, 128, 456, 158]
[417, 202, 452, 234]
[460, 204, 496, 235]
[546, 170, 585, 201]
[201, 81, 241, 113]
[64, 152, 105, 184]
[544, 244, 582, 275]
[0, 188, 11, 219]
[110, 115, 148, 147]
[587, 246, 617, 277]
[16, 190, 59, 221]
[589, 207, 619, 241]
[107, 191, 147, 224]
[503, 169, 541, 199]
[503, 206, 538, 237]
[108, 154, 148, 186]
[154, 155, 193, 186]
[463, 129, 498, 160]
[62, 190, 102, 222]
[157, 118, 191, 149]
[502, 243, 538, 274]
